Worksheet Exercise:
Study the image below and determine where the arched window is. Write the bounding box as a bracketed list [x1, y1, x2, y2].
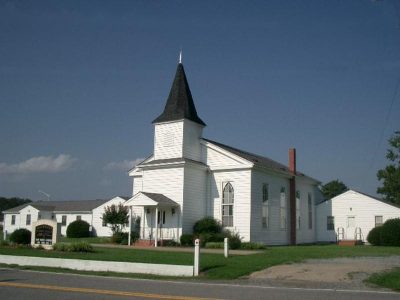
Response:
[222, 182, 234, 227]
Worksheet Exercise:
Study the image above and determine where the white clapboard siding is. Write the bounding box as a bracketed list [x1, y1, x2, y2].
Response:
[250, 170, 290, 245]
[210, 169, 252, 242]
[91, 197, 128, 237]
[154, 121, 184, 160]
[133, 176, 143, 195]
[316, 190, 400, 242]
[182, 120, 203, 161]
[55, 213, 92, 236]
[182, 165, 207, 233]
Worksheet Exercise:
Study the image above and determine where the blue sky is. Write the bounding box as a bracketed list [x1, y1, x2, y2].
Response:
[0, 0, 399, 201]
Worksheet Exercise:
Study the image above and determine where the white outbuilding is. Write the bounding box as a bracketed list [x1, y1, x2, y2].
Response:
[316, 190, 400, 243]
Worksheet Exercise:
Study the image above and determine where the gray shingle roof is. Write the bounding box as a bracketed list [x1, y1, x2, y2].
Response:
[2, 199, 110, 213]
[140, 157, 206, 167]
[141, 192, 179, 206]
[202, 138, 320, 183]
[152, 63, 206, 126]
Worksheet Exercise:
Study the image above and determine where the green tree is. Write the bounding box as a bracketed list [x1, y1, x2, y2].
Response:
[102, 204, 129, 234]
[321, 180, 349, 200]
[377, 131, 400, 205]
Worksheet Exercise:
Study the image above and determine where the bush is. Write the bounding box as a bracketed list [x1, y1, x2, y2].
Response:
[225, 230, 242, 250]
[205, 242, 224, 249]
[380, 218, 400, 246]
[367, 226, 383, 246]
[112, 232, 129, 244]
[193, 217, 222, 235]
[163, 240, 180, 247]
[240, 242, 266, 250]
[9, 229, 31, 245]
[66, 220, 90, 238]
[198, 232, 225, 246]
[131, 231, 140, 244]
[53, 242, 94, 252]
[180, 234, 194, 246]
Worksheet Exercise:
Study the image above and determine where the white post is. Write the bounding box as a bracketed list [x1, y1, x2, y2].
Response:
[128, 206, 132, 246]
[194, 238, 200, 276]
[155, 207, 158, 247]
[224, 237, 229, 258]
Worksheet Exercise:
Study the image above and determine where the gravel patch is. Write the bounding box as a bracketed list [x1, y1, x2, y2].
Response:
[245, 256, 400, 290]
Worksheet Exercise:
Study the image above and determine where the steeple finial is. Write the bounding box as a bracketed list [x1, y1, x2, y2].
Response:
[179, 49, 182, 64]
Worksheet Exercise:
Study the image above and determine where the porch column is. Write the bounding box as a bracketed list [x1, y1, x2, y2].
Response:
[155, 207, 158, 247]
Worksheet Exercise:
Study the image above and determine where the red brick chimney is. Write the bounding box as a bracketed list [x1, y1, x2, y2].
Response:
[289, 148, 296, 174]
[289, 148, 296, 245]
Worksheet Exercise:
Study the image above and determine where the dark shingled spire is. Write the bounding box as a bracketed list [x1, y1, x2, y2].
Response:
[152, 63, 206, 126]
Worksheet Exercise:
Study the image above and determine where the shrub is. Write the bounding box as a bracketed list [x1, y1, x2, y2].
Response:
[112, 232, 129, 244]
[66, 220, 90, 238]
[205, 242, 224, 249]
[0, 240, 10, 247]
[193, 217, 222, 235]
[198, 232, 225, 246]
[131, 231, 140, 244]
[163, 240, 180, 247]
[9, 229, 31, 245]
[367, 226, 383, 246]
[240, 242, 267, 250]
[69, 242, 94, 252]
[225, 230, 242, 249]
[380, 218, 400, 246]
[53, 242, 70, 251]
[53, 242, 94, 252]
[180, 234, 194, 246]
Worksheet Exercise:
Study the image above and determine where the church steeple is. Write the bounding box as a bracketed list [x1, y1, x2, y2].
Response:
[152, 62, 206, 126]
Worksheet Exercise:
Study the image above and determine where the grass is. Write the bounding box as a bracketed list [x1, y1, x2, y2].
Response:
[58, 236, 111, 244]
[366, 268, 400, 291]
[1, 244, 400, 280]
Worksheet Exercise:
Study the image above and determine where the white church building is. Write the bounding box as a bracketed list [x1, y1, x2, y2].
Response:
[124, 61, 323, 245]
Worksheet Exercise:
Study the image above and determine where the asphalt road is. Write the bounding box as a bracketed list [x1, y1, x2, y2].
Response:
[0, 268, 399, 300]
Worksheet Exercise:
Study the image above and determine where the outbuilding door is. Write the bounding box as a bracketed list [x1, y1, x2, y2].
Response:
[346, 216, 355, 239]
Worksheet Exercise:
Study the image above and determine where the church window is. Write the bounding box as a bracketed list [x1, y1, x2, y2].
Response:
[262, 184, 269, 228]
[308, 193, 313, 229]
[222, 183, 234, 227]
[296, 191, 301, 230]
[280, 187, 286, 229]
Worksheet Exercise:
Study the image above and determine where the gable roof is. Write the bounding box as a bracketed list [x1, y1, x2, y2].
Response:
[318, 189, 400, 209]
[152, 63, 206, 126]
[202, 138, 319, 183]
[2, 199, 110, 213]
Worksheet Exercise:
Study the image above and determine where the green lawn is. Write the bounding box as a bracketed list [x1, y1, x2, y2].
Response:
[366, 268, 400, 291]
[58, 236, 111, 244]
[1, 244, 400, 280]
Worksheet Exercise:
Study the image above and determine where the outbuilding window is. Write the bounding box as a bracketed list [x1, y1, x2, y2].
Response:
[375, 216, 383, 227]
[26, 214, 31, 226]
[76, 215, 82, 221]
[222, 182, 234, 227]
[11, 215, 16, 225]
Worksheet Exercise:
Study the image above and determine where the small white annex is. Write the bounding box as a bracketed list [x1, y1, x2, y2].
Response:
[3, 196, 128, 237]
[316, 190, 400, 243]
[124, 61, 324, 246]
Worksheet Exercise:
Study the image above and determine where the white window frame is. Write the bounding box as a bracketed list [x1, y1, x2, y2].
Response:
[307, 192, 312, 230]
[262, 183, 269, 228]
[11, 215, 16, 225]
[26, 214, 31, 226]
[296, 190, 301, 230]
[222, 182, 234, 227]
[280, 187, 286, 229]
[327, 216, 335, 231]
[375, 215, 383, 227]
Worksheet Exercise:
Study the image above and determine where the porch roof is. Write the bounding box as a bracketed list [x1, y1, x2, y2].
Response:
[124, 192, 179, 207]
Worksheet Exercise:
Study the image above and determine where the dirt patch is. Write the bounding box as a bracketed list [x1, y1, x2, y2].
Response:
[248, 256, 400, 290]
